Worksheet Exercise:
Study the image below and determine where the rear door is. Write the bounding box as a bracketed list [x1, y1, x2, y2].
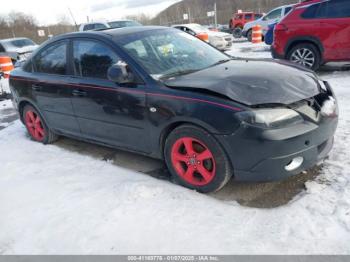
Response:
[68, 38, 150, 153]
[323, 0, 350, 59]
[31, 40, 80, 135]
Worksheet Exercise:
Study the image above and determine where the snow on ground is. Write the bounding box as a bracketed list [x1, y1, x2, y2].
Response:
[0, 78, 10, 94]
[0, 41, 350, 255]
[0, 99, 14, 129]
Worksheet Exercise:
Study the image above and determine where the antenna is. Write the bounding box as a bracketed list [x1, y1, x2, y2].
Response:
[68, 7, 79, 31]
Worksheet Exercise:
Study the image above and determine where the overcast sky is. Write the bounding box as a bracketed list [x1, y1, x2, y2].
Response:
[1, 0, 180, 25]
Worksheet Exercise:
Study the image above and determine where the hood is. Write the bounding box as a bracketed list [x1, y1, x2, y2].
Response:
[5, 45, 38, 54]
[163, 59, 321, 106]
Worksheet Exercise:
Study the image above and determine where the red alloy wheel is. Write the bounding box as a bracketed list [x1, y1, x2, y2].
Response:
[25, 110, 46, 141]
[171, 137, 216, 186]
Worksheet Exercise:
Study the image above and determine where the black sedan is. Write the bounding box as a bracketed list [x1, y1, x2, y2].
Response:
[9, 26, 338, 193]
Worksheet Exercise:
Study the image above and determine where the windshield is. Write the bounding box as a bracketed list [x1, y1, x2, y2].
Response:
[2, 38, 36, 49]
[109, 21, 142, 28]
[115, 29, 229, 79]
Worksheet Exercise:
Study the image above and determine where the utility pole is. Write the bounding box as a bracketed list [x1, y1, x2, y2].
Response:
[214, 2, 218, 28]
[188, 8, 191, 23]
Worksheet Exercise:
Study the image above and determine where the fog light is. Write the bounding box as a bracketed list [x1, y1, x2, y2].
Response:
[285, 157, 304, 172]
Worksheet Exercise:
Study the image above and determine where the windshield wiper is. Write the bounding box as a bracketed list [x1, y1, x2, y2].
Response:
[160, 69, 200, 80]
[210, 59, 231, 67]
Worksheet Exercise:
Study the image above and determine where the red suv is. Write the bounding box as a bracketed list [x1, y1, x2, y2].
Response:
[272, 0, 350, 70]
[229, 12, 263, 29]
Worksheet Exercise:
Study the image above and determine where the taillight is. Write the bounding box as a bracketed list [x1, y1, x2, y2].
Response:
[275, 23, 288, 32]
[197, 33, 209, 42]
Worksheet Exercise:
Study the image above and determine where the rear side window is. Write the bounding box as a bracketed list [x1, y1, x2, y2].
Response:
[73, 40, 119, 79]
[33, 41, 67, 75]
[0, 44, 5, 52]
[93, 23, 108, 30]
[327, 0, 350, 18]
[255, 14, 263, 19]
[285, 6, 293, 15]
[302, 2, 328, 19]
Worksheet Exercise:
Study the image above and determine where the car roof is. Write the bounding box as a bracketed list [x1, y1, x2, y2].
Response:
[172, 23, 202, 28]
[80, 21, 109, 25]
[109, 20, 135, 22]
[295, 0, 325, 7]
[234, 12, 260, 15]
[0, 37, 31, 43]
[52, 26, 170, 41]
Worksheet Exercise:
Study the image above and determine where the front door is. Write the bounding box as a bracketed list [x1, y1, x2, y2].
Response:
[68, 38, 150, 153]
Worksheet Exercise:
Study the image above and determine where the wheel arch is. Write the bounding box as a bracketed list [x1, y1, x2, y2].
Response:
[285, 37, 324, 57]
[18, 99, 42, 123]
[158, 119, 220, 159]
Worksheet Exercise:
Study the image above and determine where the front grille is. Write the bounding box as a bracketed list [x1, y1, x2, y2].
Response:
[292, 100, 320, 123]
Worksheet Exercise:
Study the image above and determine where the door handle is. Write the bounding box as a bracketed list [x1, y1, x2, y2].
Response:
[31, 84, 42, 91]
[72, 89, 87, 97]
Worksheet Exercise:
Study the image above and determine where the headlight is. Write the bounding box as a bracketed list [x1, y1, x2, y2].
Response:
[238, 108, 303, 128]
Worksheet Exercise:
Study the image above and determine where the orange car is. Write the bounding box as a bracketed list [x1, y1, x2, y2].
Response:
[229, 12, 263, 29]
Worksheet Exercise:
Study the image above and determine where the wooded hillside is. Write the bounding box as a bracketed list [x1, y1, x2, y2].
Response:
[152, 0, 298, 26]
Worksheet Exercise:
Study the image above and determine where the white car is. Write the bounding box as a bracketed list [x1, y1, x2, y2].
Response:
[172, 24, 233, 50]
[242, 4, 295, 41]
[79, 22, 110, 32]
[0, 37, 38, 62]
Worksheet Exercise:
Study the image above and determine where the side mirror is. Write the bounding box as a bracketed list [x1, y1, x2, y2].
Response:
[107, 61, 134, 84]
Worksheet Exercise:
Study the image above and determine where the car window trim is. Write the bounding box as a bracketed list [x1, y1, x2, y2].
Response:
[69, 37, 145, 85]
[70, 37, 122, 81]
[32, 39, 69, 76]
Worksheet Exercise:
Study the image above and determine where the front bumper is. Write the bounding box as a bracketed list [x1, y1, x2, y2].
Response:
[215, 115, 338, 182]
[212, 37, 233, 50]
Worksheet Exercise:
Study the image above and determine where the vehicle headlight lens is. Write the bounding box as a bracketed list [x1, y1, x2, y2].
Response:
[238, 108, 303, 128]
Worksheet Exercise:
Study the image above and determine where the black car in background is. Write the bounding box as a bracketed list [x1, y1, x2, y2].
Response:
[9, 27, 338, 193]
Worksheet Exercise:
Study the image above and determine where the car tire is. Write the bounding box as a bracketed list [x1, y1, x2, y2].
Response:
[23, 105, 58, 144]
[287, 43, 321, 71]
[164, 125, 233, 193]
[247, 29, 253, 42]
[233, 27, 242, 38]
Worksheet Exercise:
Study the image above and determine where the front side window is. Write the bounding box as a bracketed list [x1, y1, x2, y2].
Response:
[116, 29, 229, 79]
[263, 8, 282, 20]
[245, 14, 253, 20]
[34, 41, 67, 75]
[284, 7, 293, 15]
[73, 40, 119, 79]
